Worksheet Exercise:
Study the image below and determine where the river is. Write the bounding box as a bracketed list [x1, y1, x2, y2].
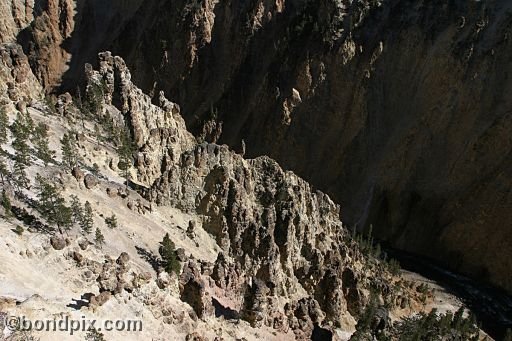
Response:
[385, 248, 512, 340]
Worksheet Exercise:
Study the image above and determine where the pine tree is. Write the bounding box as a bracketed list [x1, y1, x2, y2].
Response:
[0, 105, 9, 145]
[35, 174, 72, 233]
[159, 233, 180, 275]
[117, 124, 136, 185]
[0, 157, 8, 184]
[11, 112, 32, 191]
[0, 110, 9, 184]
[1, 189, 12, 219]
[94, 228, 105, 249]
[61, 132, 79, 170]
[104, 213, 117, 229]
[0, 105, 9, 185]
[33, 122, 54, 165]
[81, 201, 94, 234]
[85, 327, 106, 341]
[69, 194, 83, 224]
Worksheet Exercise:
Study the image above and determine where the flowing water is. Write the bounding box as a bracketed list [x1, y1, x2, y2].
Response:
[386, 248, 512, 340]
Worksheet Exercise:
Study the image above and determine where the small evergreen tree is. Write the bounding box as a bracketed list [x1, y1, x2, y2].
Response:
[104, 214, 117, 229]
[356, 290, 379, 332]
[159, 233, 180, 275]
[11, 112, 32, 191]
[85, 327, 106, 341]
[94, 228, 105, 249]
[70, 194, 83, 224]
[84, 81, 105, 117]
[14, 225, 24, 235]
[0, 157, 9, 184]
[117, 124, 136, 185]
[61, 132, 79, 170]
[0, 105, 9, 183]
[81, 201, 94, 234]
[1, 189, 12, 219]
[33, 122, 54, 165]
[35, 174, 72, 234]
[0, 105, 9, 145]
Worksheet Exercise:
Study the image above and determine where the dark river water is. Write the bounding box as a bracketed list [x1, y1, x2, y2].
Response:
[385, 248, 512, 340]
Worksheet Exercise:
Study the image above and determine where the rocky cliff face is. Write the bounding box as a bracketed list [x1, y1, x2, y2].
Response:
[1, 0, 511, 293]
[83, 52, 421, 337]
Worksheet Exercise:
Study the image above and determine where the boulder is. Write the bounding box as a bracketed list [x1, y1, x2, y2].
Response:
[116, 252, 130, 266]
[77, 238, 89, 251]
[71, 166, 84, 181]
[50, 236, 66, 250]
[90, 291, 111, 307]
[157, 271, 172, 289]
[84, 174, 98, 189]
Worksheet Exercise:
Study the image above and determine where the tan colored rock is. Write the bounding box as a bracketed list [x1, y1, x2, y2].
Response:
[84, 174, 98, 189]
[50, 236, 66, 250]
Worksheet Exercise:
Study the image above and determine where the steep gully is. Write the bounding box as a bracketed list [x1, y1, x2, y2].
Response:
[7, 0, 512, 327]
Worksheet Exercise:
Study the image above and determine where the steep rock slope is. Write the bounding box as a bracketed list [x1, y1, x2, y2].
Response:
[1, 0, 511, 293]
[85, 52, 420, 337]
[105, 0, 512, 294]
[0, 47, 445, 339]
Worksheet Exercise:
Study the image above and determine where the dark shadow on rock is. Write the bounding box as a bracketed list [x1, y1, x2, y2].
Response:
[311, 323, 333, 341]
[135, 245, 161, 272]
[212, 297, 239, 320]
[66, 292, 94, 310]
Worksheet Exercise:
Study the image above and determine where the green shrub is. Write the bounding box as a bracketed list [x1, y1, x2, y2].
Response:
[104, 214, 117, 229]
[159, 233, 180, 275]
[14, 225, 24, 235]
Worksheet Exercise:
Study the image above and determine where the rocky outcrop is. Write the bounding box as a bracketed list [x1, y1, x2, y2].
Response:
[84, 51, 196, 188]
[81, 53, 418, 336]
[0, 0, 35, 43]
[0, 43, 42, 105]
[179, 261, 214, 319]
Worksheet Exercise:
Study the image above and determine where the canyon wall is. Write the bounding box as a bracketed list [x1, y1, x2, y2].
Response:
[2, 0, 511, 293]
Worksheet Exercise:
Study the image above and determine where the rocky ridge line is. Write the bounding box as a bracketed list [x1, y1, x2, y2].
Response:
[83, 51, 418, 337]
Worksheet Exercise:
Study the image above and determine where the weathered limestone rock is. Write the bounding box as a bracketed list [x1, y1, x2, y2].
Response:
[179, 262, 214, 319]
[84, 174, 98, 189]
[50, 236, 66, 250]
[90, 291, 111, 308]
[81, 53, 417, 336]
[71, 166, 84, 182]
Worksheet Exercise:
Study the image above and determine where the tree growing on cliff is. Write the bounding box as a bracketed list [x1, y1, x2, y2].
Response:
[0, 105, 9, 145]
[35, 174, 72, 234]
[116, 124, 136, 186]
[70, 194, 83, 224]
[33, 122, 54, 166]
[0, 107, 9, 184]
[104, 213, 117, 229]
[1, 189, 12, 219]
[159, 233, 180, 275]
[85, 327, 106, 341]
[61, 132, 79, 170]
[11, 112, 32, 191]
[80, 201, 94, 234]
[94, 228, 105, 249]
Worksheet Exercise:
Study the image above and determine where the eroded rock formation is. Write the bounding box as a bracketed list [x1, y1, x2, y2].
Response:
[83, 52, 418, 337]
[1, 0, 510, 294]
